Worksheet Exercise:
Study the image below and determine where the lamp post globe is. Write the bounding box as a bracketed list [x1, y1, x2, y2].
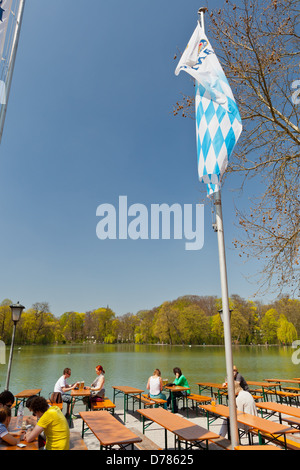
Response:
[10, 301, 25, 323]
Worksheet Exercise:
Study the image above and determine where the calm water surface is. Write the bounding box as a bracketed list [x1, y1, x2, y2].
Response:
[1, 344, 299, 400]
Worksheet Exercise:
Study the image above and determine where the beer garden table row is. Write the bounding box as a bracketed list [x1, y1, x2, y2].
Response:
[199, 403, 298, 449]
[6, 381, 300, 451]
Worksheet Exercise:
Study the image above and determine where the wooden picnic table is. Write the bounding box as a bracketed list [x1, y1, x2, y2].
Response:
[112, 385, 144, 423]
[69, 388, 91, 424]
[79, 410, 142, 450]
[200, 403, 298, 449]
[196, 382, 227, 404]
[0, 417, 38, 451]
[247, 381, 278, 400]
[256, 401, 300, 424]
[164, 385, 189, 413]
[265, 379, 300, 388]
[0, 440, 38, 451]
[247, 381, 276, 387]
[137, 407, 220, 450]
[14, 389, 42, 416]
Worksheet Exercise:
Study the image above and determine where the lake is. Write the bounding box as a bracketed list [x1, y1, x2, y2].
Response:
[1, 344, 299, 400]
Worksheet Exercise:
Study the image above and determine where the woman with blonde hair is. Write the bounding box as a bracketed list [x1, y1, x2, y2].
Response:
[147, 368, 167, 409]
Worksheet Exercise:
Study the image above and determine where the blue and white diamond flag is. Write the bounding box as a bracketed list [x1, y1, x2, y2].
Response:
[175, 22, 242, 196]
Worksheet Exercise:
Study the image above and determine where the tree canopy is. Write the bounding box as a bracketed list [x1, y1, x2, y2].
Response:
[0, 294, 298, 346]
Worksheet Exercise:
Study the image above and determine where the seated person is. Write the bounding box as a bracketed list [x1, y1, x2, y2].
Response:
[146, 368, 167, 409]
[25, 396, 70, 451]
[84, 365, 106, 408]
[219, 381, 257, 437]
[0, 390, 15, 409]
[54, 367, 78, 417]
[167, 367, 190, 413]
[0, 406, 25, 446]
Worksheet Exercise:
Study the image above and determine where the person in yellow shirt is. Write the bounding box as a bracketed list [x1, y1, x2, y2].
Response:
[25, 396, 70, 450]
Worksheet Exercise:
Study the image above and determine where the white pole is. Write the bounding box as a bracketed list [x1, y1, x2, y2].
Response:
[198, 6, 239, 450]
[198, 7, 207, 32]
[213, 189, 239, 449]
[0, 0, 26, 145]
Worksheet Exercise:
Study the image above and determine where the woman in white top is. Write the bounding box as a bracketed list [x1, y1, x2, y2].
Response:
[89, 365, 105, 400]
[147, 369, 167, 409]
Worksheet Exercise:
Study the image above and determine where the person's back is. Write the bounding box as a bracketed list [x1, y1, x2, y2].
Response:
[54, 375, 66, 394]
[37, 405, 70, 450]
[236, 389, 257, 416]
[149, 375, 161, 396]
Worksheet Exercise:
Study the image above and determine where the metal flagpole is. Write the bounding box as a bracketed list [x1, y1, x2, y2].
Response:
[198, 7, 239, 450]
[213, 190, 239, 449]
[0, 0, 26, 145]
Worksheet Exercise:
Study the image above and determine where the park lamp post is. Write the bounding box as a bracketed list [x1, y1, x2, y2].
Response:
[5, 302, 25, 390]
[218, 308, 233, 324]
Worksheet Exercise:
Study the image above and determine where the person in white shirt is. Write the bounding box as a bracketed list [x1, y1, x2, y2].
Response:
[54, 368, 78, 417]
[219, 381, 257, 438]
[147, 369, 167, 409]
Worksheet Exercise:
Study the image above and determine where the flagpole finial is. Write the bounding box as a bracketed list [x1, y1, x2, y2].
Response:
[198, 7, 208, 31]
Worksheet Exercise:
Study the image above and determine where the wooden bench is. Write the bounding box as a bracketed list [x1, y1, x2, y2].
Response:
[142, 394, 167, 407]
[186, 394, 211, 415]
[282, 387, 300, 393]
[267, 390, 300, 405]
[281, 415, 300, 429]
[234, 445, 282, 450]
[47, 400, 63, 410]
[132, 394, 166, 409]
[90, 398, 116, 413]
[129, 427, 162, 450]
[208, 437, 231, 450]
[252, 395, 265, 402]
[250, 429, 300, 450]
[69, 431, 88, 450]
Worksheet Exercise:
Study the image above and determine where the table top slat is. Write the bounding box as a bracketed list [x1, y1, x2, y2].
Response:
[137, 408, 219, 442]
[80, 410, 142, 447]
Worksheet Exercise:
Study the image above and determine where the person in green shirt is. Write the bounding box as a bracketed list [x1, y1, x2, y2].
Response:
[167, 367, 190, 413]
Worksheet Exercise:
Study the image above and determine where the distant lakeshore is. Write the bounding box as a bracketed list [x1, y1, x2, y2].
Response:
[1, 295, 299, 347]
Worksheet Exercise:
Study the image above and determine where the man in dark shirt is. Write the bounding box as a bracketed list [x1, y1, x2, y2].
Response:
[233, 366, 249, 391]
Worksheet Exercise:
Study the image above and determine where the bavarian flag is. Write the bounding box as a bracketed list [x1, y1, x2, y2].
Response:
[175, 22, 242, 196]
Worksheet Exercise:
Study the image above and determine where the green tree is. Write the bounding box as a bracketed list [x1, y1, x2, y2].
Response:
[277, 314, 298, 344]
[135, 309, 157, 344]
[59, 311, 85, 342]
[260, 308, 279, 344]
[210, 314, 224, 344]
[0, 301, 13, 344]
[179, 305, 210, 344]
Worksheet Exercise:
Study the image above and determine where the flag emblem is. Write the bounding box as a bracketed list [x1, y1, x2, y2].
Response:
[198, 39, 207, 55]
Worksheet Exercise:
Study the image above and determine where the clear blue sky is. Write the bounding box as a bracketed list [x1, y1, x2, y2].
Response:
[0, 0, 268, 317]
